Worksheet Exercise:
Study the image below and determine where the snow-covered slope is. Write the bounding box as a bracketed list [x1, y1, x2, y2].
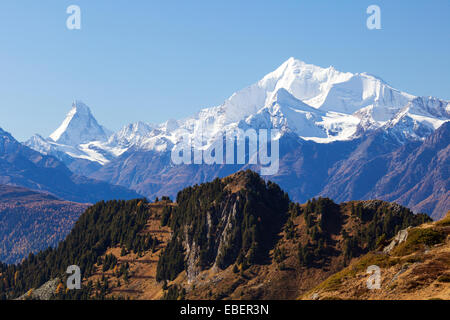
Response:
[380, 97, 450, 142]
[25, 58, 449, 170]
[243, 88, 361, 142]
[107, 121, 155, 148]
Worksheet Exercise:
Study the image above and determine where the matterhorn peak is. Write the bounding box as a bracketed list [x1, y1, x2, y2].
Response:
[70, 100, 92, 115]
[49, 101, 111, 146]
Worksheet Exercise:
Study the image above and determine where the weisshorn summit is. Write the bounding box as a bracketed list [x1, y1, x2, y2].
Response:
[25, 58, 450, 219]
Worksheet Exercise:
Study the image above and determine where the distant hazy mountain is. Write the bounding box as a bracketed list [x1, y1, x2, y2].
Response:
[318, 122, 450, 220]
[0, 127, 141, 203]
[23, 58, 449, 217]
[0, 184, 88, 264]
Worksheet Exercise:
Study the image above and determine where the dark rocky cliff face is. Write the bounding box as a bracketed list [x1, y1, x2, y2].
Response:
[156, 170, 290, 282]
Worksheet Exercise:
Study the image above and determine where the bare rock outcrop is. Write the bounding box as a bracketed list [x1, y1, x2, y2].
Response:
[383, 228, 410, 254]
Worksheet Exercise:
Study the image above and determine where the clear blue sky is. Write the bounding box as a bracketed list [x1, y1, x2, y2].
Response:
[0, 0, 449, 141]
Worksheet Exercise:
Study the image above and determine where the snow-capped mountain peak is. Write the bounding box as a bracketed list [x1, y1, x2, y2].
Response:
[260, 57, 355, 108]
[268, 88, 320, 112]
[219, 57, 354, 124]
[50, 100, 112, 146]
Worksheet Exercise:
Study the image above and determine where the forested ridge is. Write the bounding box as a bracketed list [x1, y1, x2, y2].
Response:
[0, 198, 158, 299]
[292, 198, 431, 268]
[0, 170, 434, 300]
[156, 171, 290, 281]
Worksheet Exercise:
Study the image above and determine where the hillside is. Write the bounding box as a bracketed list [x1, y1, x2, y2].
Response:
[0, 185, 88, 264]
[1, 170, 441, 301]
[304, 212, 450, 300]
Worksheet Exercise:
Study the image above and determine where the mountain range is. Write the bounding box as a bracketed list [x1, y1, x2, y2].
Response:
[0, 127, 141, 203]
[7, 57, 449, 219]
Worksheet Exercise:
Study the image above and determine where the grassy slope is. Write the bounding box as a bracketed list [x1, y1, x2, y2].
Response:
[302, 212, 450, 300]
